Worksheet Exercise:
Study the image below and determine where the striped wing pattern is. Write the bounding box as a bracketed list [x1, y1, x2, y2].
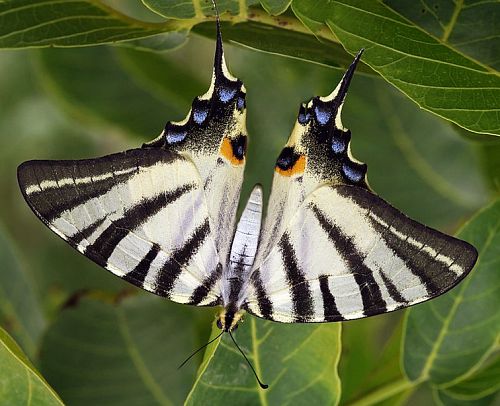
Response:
[245, 185, 477, 322]
[18, 149, 222, 306]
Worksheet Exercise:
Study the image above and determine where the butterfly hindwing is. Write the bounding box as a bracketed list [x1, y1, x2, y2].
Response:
[17, 22, 248, 307]
[247, 52, 477, 323]
[246, 184, 477, 322]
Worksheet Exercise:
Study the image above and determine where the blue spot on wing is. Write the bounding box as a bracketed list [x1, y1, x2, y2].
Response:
[298, 111, 311, 124]
[218, 87, 237, 103]
[342, 163, 363, 182]
[314, 106, 331, 125]
[237, 96, 245, 110]
[193, 109, 208, 124]
[332, 138, 346, 154]
[166, 130, 187, 144]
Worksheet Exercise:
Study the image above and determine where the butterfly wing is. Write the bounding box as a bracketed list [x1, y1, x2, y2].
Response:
[144, 22, 248, 265]
[18, 24, 247, 307]
[18, 149, 223, 306]
[246, 52, 477, 322]
[246, 184, 477, 322]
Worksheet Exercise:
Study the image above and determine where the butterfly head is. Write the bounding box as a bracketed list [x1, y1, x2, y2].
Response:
[216, 308, 245, 332]
[275, 50, 368, 187]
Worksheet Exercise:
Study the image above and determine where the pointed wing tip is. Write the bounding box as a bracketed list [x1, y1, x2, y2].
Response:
[347, 49, 364, 74]
[462, 240, 479, 273]
[17, 160, 36, 192]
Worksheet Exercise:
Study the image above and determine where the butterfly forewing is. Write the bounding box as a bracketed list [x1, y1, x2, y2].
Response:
[18, 149, 222, 305]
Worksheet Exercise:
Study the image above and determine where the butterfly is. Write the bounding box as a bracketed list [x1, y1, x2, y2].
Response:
[17, 10, 477, 389]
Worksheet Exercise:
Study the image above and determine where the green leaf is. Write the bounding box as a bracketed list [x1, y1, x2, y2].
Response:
[37, 46, 203, 138]
[290, 0, 333, 34]
[39, 295, 211, 405]
[345, 77, 486, 228]
[383, 0, 499, 70]
[0, 225, 45, 358]
[0, 0, 172, 49]
[434, 356, 500, 405]
[292, 0, 500, 136]
[260, 0, 292, 15]
[193, 21, 375, 72]
[118, 31, 189, 52]
[142, 0, 260, 19]
[339, 315, 405, 404]
[185, 318, 341, 405]
[0, 326, 63, 406]
[115, 47, 205, 109]
[403, 199, 500, 385]
[434, 389, 498, 406]
[476, 140, 500, 195]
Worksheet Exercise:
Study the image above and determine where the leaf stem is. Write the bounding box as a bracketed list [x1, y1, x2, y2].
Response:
[346, 378, 417, 406]
[108, 5, 340, 46]
[441, 0, 463, 42]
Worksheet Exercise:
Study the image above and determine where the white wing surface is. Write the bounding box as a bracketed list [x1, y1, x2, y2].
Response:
[246, 184, 477, 322]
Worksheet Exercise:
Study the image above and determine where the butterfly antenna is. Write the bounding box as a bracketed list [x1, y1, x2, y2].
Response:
[229, 331, 269, 390]
[178, 331, 224, 370]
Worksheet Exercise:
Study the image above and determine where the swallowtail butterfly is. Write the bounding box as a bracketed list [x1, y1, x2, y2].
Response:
[17, 8, 477, 388]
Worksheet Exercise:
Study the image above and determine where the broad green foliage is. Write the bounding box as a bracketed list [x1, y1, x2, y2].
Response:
[403, 200, 500, 386]
[0, 0, 498, 136]
[0, 1, 499, 405]
[0, 0, 166, 48]
[293, 0, 500, 136]
[0, 327, 63, 405]
[37, 46, 205, 138]
[143, 0, 260, 19]
[384, 0, 499, 70]
[186, 318, 341, 405]
[0, 226, 45, 359]
[434, 357, 500, 405]
[39, 296, 212, 406]
[193, 21, 375, 72]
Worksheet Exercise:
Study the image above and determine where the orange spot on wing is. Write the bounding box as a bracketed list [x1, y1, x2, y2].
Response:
[220, 137, 244, 166]
[275, 155, 306, 177]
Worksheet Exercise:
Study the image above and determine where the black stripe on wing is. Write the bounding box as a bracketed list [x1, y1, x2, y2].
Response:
[17, 148, 219, 302]
[122, 243, 161, 287]
[188, 263, 223, 305]
[279, 233, 314, 322]
[154, 218, 211, 298]
[336, 185, 478, 297]
[85, 183, 195, 265]
[318, 275, 345, 322]
[311, 205, 387, 317]
[247, 270, 274, 320]
[17, 148, 180, 222]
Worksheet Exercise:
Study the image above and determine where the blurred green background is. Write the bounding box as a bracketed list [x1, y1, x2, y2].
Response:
[1, 0, 499, 405]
